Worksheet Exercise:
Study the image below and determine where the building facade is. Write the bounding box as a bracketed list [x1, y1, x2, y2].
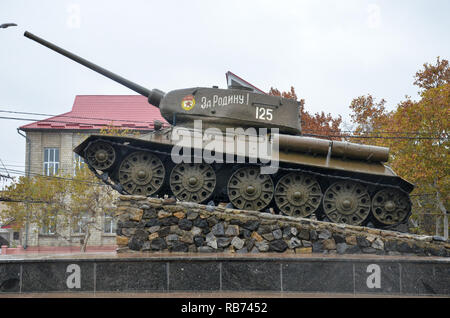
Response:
[18, 95, 167, 249]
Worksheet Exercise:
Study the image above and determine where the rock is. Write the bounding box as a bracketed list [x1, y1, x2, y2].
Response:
[366, 235, 377, 243]
[178, 219, 193, 231]
[372, 238, 384, 250]
[298, 229, 310, 240]
[243, 220, 260, 231]
[116, 236, 129, 246]
[346, 235, 357, 245]
[322, 238, 336, 250]
[158, 226, 170, 237]
[150, 238, 167, 250]
[318, 230, 331, 240]
[139, 204, 150, 210]
[246, 238, 255, 251]
[180, 232, 194, 244]
[251, 231, 264, 242]
[332, 233, 346, 244]
[301, 240, 312, 247]
[346, 245, 361, 254]
[250, 247, 260, 253]
[129, 208, 144, 222]
[312, 241, 323, 253]
[206, 205, 215, 212]
[171, 242, 189, 252]
[231, 237, 245, 250]
[193, 236, 204, 247]
[336, 243, 348, 254]
[310, 229, 318, 241]
[122, 228, 136, 236]
[236, 247, 249, 254]
[282, 226, 298, 238]
[207, 217, 219, 227]
[128, 236, 144, 251]
[186, 211, 199, 220]
[166, 234, 179, 244]
[296, 247, 312, 254]
[240, 228, 251, 238]
[273, 229, 283, 240]
[356, 236, 371, 248]
[159, 217, 179, 226]
[148, 233, 159, 240]
[257, 225, 272, 234]
[198, 246, 215, 253]
[174, 212, 185, 219]
[255, 241, 269, 252]
[148, 225, 160, 233]
[207, 239, 218, 249]
[217, 237, 231, 248]
[193, 218, 208, 229]
[212, 223, 225, 236]
[163, 197, 177, 205]
[269, 240, 288, 252]
[206, 232, 216, 243]
[262, 233, 275, 241]
[288, 237, 302, 249]
[361, 247, 377, 254]
[190, 226, 202, 236]
[225, 225, 240, 237]
[145, 218, 161, 228]
[142, 209, 157, 219]
[158, 211, 172, 218]
[141, 241, 151, 251]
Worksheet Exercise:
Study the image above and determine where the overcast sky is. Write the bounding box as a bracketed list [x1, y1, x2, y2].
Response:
[0, 0, 449, 183]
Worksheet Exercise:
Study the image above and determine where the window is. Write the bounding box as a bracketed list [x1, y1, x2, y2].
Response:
[41, 216, 56, 235]
[73, 214, 89, 234]
[44, 148, 59, 176]
[104, 213, 116, 234]
[74, 153, 85, 175]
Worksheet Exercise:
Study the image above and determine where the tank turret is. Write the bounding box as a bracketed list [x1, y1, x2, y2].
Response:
[24, 31, 300, 135]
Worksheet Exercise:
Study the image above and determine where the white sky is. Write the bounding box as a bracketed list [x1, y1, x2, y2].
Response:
[0, 0, 449, 181]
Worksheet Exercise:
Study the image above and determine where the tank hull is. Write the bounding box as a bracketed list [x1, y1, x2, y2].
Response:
[74, 129, 414, 230]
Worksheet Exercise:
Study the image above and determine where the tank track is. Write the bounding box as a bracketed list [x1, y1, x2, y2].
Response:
[83, 137, 412, 232]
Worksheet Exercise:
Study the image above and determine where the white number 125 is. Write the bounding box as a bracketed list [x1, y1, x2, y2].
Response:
[256, 107, 273, 121]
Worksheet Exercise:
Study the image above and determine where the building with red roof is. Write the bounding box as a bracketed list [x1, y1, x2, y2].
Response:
[16, 95, 168, 251]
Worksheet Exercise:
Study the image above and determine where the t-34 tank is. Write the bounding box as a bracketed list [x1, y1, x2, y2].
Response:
[24, 31, 414, 230]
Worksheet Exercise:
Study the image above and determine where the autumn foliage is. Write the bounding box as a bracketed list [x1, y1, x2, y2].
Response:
[268, 86, 342, 139]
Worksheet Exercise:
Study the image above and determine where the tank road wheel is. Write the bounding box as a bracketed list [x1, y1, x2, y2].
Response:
[371, 189, 411, 226]
[274, 173, 322, 217]
[227, 166, 274, 211]
[323, 181, 371, 226]
[85, 141, 116, 170]
[118, 151, 165, 196]
[170, 163, 216, 203]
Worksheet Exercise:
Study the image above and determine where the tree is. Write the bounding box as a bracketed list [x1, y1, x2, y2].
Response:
[348, 57, 449, 236]
[0, 167, 116, 252]
[268, 86, 342, 139]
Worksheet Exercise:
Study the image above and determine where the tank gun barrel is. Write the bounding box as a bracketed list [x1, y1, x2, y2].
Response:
[24, 31, 165, 107]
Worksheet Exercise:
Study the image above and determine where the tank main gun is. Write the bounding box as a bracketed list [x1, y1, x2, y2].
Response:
[24, 31, 165, 107]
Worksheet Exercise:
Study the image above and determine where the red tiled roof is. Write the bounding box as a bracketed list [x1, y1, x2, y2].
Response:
[20, 95, 169, 130]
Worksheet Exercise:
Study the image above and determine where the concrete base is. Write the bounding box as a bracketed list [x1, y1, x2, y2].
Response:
[0, 253, 449, 296]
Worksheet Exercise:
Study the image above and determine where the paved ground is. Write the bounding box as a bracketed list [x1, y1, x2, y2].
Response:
[0, 291, 439, 298]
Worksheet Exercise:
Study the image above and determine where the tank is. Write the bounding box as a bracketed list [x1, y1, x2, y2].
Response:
[24, 31, 414, 230]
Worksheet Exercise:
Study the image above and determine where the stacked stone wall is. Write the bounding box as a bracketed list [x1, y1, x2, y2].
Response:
[116, 195, 450, 257]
